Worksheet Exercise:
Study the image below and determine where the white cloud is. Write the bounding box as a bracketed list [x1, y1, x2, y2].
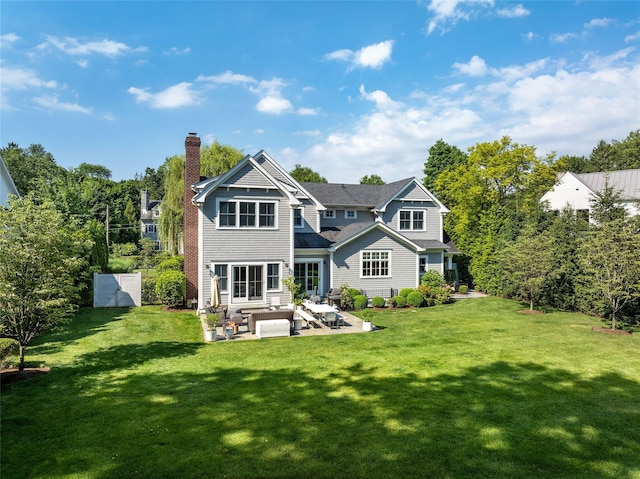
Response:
[625, 31, 640, 43]
[0, 33, 20, 48]
[163, 47, 191, 56]
[33, 95, 92, 114]
[127, 82, 198, 109]
[0, 67, 58, 90]
[359, 84, 403, 110]
[453, 55, 488, 76]
[254, 129, 265, 134]
[197, 71, 257, 85]
[279, 49, 639, 184]
[585, 18, 612, 28]
[295, 130, 322, 137]
[324, 40, 394, 70]
[297, 107, 319, 116]
[256, 95, 292, 114]
[522, 31, 539, 41]
[38, 35, 146, 57]
[425, 0, 494, 35]
[249, 78, 294, 115]
[77, 60, 89, 68]
[549, 32, 578, 44]
[496, 4, 529, 18]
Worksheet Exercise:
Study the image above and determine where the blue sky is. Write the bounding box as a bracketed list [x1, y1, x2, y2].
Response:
[2, 1, 639, 184]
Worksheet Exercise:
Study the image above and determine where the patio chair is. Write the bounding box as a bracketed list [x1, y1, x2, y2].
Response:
[270, 296, 281, 310]
[323, 311, 338, 329]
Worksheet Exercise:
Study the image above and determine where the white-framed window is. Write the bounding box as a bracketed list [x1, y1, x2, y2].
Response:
[267, 263, 280, 290]
[324, 209, 336, 219]
[361, 250, 390, 278]
[218, 200, 277, 229]
[293, 208, 303, 228]
[399, 210, 425, 231]
[345, 210, 357, 219]
[214, 264, 228, 291]
[145, 224, 157, 233]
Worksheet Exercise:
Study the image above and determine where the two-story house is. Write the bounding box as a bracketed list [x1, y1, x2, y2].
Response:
[540, 169, 640, 221]
[140, 190, 162, 250]
[182, 133, 457, 311]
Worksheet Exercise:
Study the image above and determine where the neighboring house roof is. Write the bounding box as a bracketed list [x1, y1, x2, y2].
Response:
[140, 200, 162, 220]
[0, 156, 19, 207]
[572, 169, 640, 200]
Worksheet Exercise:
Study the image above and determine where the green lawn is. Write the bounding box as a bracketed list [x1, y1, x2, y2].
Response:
[2, 298, 639, 479]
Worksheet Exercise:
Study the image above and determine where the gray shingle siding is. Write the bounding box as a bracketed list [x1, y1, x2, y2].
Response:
[332, 228, 418, 291]
[383, 200, 441, 241]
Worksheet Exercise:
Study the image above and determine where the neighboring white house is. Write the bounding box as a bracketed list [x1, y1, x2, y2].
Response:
[0, 156, 19, 207]
[540, 169, 640, 220]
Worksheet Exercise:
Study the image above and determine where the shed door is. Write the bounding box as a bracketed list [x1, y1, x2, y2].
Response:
[94, 273, 141, 307]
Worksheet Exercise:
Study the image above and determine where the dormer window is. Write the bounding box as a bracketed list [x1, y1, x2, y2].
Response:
[324, 209, 336, 219]
[345, 210, 357, 219]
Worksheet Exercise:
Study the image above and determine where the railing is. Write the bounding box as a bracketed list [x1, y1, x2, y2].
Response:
[360, 288, 398, 299]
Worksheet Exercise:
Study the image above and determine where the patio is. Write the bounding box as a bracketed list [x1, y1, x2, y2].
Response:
[201, 308, 370, 342]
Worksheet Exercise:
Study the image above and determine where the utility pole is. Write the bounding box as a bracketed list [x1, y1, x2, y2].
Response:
[106, 204, 109, 246]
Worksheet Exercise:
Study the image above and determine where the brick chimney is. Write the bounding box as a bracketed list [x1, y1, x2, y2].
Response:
[184, 132, 201, 306]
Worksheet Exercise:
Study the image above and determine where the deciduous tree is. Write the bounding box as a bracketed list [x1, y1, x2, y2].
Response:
[501, 226, 556, 311]
[0, 195, 92, 370]
[290, 164, 327, 183]
[360, 174, 385, 185]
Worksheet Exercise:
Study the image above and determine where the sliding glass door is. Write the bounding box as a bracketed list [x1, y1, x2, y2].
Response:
[232, 265, 263, 302]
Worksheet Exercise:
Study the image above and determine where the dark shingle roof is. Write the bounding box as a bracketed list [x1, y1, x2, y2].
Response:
[300, 178, 413, 208]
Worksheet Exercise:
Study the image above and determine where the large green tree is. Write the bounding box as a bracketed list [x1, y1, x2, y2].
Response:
[158, 140, 243, 254]
[0, 195, 92, 370]
[360, 174, 385, 185]
[423, 139, 466, 197]
[290, 164, 327, 183]
[578, 218, 640, 329]
[0, 143, 65, 195]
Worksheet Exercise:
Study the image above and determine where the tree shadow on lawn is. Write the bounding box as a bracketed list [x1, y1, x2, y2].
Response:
[27, 307, 139, 356]
[3, 352, 639, 479]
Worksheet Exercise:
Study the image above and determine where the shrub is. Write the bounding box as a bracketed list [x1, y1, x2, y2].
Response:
[407, 291, 424, 307]
[142, 278, 159, 305]
[399, 288, 414, 298]
[417, 283, 453, 306]
[421, 270, 447, 289]
[349, 288, 361, 298]
[155, 270, 185, 307]
[458, 284, 468, 294]
[107, 257, 134, 273]
[339, 283, 355, 310]
[371, 296, 386, 308]
[111, 242, 138, 256]
[157, 258, 182, 273]
[353, 294, 369, 310]
[389, 295, 406, 308]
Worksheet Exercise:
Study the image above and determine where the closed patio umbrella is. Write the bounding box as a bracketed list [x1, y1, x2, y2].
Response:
[212, 274, 221, 309]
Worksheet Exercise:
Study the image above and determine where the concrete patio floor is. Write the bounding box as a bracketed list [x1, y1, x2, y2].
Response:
[202, 310, 371, 342]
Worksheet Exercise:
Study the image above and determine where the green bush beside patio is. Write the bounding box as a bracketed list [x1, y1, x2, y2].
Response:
[2, 297, 639, 479]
